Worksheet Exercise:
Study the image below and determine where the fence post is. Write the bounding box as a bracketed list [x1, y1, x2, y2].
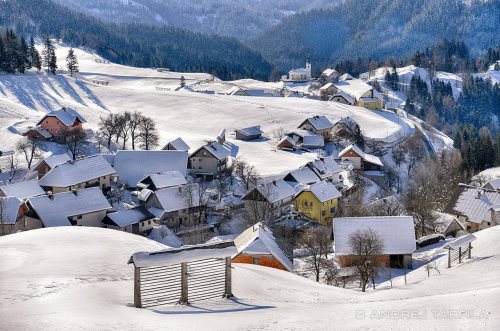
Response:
[468, 242, 472, 259]
[458, 246, 462, 264]
[180, 262, 189, 304]
[134, 267, 142, 308]
[448, 247, 451, 268]
[224, 256, 233, 298]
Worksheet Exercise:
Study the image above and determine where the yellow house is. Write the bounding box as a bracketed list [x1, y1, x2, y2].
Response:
[295, 181, 342, 225]
[356, 97, 383, 110]
[333, 78, 384, 110]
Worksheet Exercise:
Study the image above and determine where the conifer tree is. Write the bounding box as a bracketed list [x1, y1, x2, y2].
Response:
[42, 38, 57, 74]
[66, 48, 79, 77]
[18, 37, 29, 74]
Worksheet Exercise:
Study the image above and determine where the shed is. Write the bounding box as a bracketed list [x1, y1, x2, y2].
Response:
[234, 126, 263, 141]
[162, 137, 190, 152]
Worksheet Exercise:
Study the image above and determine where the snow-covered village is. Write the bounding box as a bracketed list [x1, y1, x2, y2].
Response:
[1, 1, 500, 330]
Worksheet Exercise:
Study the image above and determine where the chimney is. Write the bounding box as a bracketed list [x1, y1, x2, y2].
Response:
[476, 190, 482, 199]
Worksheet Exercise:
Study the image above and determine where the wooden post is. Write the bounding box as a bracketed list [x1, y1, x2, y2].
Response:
[458, 246, 462, 264]
[448, 247, 451, 268]
[224, 256, 233, 298]
[180, 262, 189, 304]
[468, 242, 472, 259]
[134, 267, 142, 308]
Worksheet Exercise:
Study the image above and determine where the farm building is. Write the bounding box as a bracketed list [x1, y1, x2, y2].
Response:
[433, 211, 466, 237]
[0, 197, 25, 235]
[234, 126, 263, 141]
[33, 154, 72, 179]
[233, 222, 293, 271]
[137, 171, 187, 191]
[284, 167, 321, 186]
[338, 144, 383, 171]
[162, 137, 190, 152]
[189, 141, 231, 179]
[0, 179, 45, 199]
[298, 115, 334, 142]
[34, 107, 86, 140]
[103, 206, 157, 234]
[333, 216, 416, 268]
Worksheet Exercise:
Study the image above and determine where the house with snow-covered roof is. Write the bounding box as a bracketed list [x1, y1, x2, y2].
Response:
[35, 107, 86, 141]
[33, 153, 72, 179]
[432, 211, 465, 237]
[234, 126, 263, 141]
[285, 129, 324, 150]
[306, 156, 343, 183]
[103, 206, 156, 235]
[0, 197, 25, 235]
[295, 181, 342, 225]
[445, 184, 500, 232]
[24, 187, 112, 228]
[298, 115, 334, 142]
[338, 144, 383, 172]
[0, 179, 45, 200]
[137, 171, 187, 191]
[141, 184, 205, 229]
[189, 141, 231, 179]
[162, 137, 190, 152]
[287, 60, 312, 81]
[332, 79, 384, 110]
[38, 155, 117, 193]
[22, 126, 52, 141]
[332, 117, 360, 138]
[232, 222, 293, 271]
[321, 68, 339, 83]
[241, 179, 295, 224]
[114, 150, 188, 187]
[333, 216, 416, 268]
[483, 178, 500, 191]
[284, 167, 321, 186]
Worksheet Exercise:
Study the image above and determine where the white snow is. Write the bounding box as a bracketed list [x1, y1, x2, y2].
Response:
[1, 226, 499, 329]
[0, 179, 45, 199]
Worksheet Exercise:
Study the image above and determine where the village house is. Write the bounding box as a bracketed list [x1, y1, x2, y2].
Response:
[433, 211, 466, 238]
[113, 150, 188, 187]
[287, 60, 312, 81]
[21, 126, 52, 141]
[103, 206, 157, 235]
[482, 178, 500, 191]
[331, 78, 384, 110]
[0, 197, 24, 235]
[306, 156, 343, 183]
[277, 136, 297, 151]
[137, 171, 187, 191]
[297, 115, 334, 142]
[241, 179, 295, 224]
[333, 216, 416, 268]
[319, 83, 337, 99]
[321, 68, 339, 83]
[162, 137, 190, 152]
[24, 107, 86, 141]
[285, 129, 324, 150]
[338, 144, 383, 171]
[189, 141, 231, 179]
[38, 155, 117, 193]
[332, 117, 360, 138]
[295, 181, 342, 225]
[234, 126, 263, 141]
[445, 184, 500, 232]
[232, 222, 293, 272]
[32, 154, 72, 179]
[24, 187, 112, 228]
[140, 184, 205, 229]
[284, 167, 321, 186]
[0, 179, 45, 200]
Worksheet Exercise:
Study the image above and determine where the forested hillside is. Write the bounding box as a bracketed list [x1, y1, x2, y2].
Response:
[251, 0, 500, 71]
[52, 0, 341, 41]
[0, 0, 273, 80]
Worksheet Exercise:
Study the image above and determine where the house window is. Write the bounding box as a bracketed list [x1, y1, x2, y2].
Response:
[309, 202, 313, 207]
[199, 158, 202, 162]
[321, 210, 326, 216]
[45, 120, 48, 124]
[77, 215, 82, 220]
[148, 220, 151, 225]
[487, 222, 491, 226]
[304, 201, 307, 206]
[330, 207, 336, 213]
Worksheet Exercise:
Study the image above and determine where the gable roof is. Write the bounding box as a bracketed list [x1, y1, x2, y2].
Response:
[298, 115, 333, 131]
[34, 153, 72, 171]
[103, 206, 155, 228]
[0, 179, 45, 199]
[339, 73, 354, 81]
[484, 179, 500, 190]
[333, 117, 359, 131]
[154, 184, 200, 213]
[339, 144, 383, 167]
[445, 184, 500, 224]
[38, 155, 116, 188]
[330, 91, 356, 104]
[36, 108, 86, 127]
[242, 179, 295, 204]
[114, 150, 188, 187]
[334, 79, 373, 100]
[235, 126, 263, 137]
[320, 83, 334, 90]
[308, 157, 342, 180]
[163, 137, 190, 151]
[138, 171, 187, 190]
[284, 167, 320, 185]
[333, 216, 416, 255]
[191, 141, 231, 160]
[322, 68, 338, 77]
[24, 126, 52, 139]
[27, 187, 112, 227]
[433, 211, 465, 234]
[298, 181, 342, 202]
[0, 197, 22, 225]
[234, 222, 293, 271]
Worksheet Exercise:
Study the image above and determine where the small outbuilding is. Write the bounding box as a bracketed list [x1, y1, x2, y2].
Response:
[234, 126, 263, 141]
[103, 206, 157, 234]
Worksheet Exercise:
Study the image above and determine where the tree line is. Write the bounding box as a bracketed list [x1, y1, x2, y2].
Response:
[98, 111, 160, 151]
[0, 29, 40, 73]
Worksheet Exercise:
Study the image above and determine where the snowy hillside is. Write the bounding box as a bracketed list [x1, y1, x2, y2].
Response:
[0, 44, 416, 175]
[0, 226, 499, 330]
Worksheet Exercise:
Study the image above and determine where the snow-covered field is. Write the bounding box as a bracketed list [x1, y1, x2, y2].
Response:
[0, 43, 415, 176]
[0, 226, 499, 330]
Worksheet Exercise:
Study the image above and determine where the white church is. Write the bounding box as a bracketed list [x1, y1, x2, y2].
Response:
[287, 60, 312, 81]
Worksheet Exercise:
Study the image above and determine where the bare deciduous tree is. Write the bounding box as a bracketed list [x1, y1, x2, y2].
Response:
[116, 112, 132, 150]
[138, 116, 159, 150]
[424, 260, 441, 278]
[272, 127, 286, 141]
[402, 133, 427, 175]
[16, 137, 41, 169]
[98, 113, 118, 149]
[347, 228, 384, 292]
[299, 227, 332, 282]
[61, 127, 86, 160]
[129, 111, 143, 150]
[232, 158, 258, 191]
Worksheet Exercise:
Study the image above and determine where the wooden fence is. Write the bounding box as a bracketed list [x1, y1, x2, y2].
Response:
[445, 234, 476, 268]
